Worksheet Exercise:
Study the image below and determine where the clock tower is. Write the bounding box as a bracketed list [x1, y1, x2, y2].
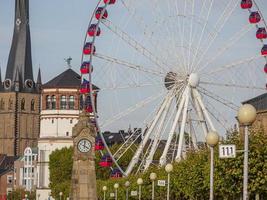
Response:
[71, 112, 97, 200]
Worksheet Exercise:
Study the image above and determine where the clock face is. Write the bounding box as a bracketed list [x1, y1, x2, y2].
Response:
[25, 79, 33, 88]
[77, 139, 92, 153]
[4, 79, 11, 89]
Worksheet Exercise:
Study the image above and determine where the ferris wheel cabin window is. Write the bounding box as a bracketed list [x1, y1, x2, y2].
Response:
[46, 95, 51, 109]
[60, 95, 67, 109]
[51, 95, 56, 109]
[69, 95, 75, 109]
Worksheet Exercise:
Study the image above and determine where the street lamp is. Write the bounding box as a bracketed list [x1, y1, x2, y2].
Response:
[238, 104, 256, 200]
[165, 163, 173, 200]
[114, 183, 119, 200]
[25, 194, 28, 200]
[59, 192, 63, 200]
[150, 172, 157, 200]
[102, 186, 107, 200]
[137, 178, 143, 200]
[206, 131, 219, 200]
[125, 181, 130, 200]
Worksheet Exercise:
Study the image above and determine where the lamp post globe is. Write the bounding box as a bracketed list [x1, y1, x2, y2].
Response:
[125, 181, 130, 187]
[150, 172, 157, 181]
[137, 178, 143, 185]
[165, 163, 173, 173]
[206, 131, 219, 147]
[238, 104, 257, 125]
[103, 186, 107, 191]
[114, 183, 119, 189]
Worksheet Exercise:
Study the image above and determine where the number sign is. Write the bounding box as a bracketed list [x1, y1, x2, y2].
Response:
[157, 180, 166, 187]
[219, 144, 236, 158]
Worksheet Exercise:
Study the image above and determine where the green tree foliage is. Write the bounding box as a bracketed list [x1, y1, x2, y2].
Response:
[49, 147, 73, 199]
[97, 128, 267, 199]
[7, 189, 35, 200]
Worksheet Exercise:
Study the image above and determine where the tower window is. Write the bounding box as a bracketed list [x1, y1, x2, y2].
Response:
[60, 95, 67, 109]
[51, 95, 56, 109]
[0, 99, 4, 110]
[31, 99, 35, 111]
[66, 132, 69, 136]
[52, 119, 54, 124]
[69, 95, 75, 109]
[46, 96, 51, 109]
[21, 98, 25, 110]
[70, 119, 73, 124]
[8, 98, 13, 110]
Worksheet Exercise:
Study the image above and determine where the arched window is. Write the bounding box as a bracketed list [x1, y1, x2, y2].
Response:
[21, 98, 25, 110]
[51, 95, 56, 109]
[69, 95, 75, 109]
[46, 96, 51, 109]
[8, 98, 13, 110]
[31, 99, 35, 111]
[60, 95, 67, 109]
[0, 99, 4, 110]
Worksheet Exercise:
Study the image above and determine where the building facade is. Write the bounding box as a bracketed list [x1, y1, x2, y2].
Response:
[0, 0, 41, 156]
[36, 69, 84, 200]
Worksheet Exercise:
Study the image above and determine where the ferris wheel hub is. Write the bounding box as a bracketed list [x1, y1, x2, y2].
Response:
[188, 73, 200, 88]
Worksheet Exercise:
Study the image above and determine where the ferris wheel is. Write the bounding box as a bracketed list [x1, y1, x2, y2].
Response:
[79, 0, 267, 176]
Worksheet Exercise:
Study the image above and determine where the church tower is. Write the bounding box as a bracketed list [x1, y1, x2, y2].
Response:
[0, 0, 41, 156]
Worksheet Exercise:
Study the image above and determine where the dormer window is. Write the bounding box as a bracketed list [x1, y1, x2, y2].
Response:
[51, 95, 56, 109]
[60, 95, 67, 109]
[46, 96, 51, 109]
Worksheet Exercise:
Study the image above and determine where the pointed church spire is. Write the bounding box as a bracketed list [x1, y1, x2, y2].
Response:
[5, 0, 33, 88]
[36, 68, 42, 93]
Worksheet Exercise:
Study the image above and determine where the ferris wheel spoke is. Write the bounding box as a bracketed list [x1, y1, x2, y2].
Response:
[198, 87, 239, 111]
[189, 0, 215, 72]
[187, 0, 196, 72]
[200, 81, 265, 91]
[125, 92, 174, 175]
[198, 24, 254, 73]
[206, 55, 264, 75]
[100, 91, 165, 129]
[94, 53, 165, 77]
[192, 0, 239, 72]
[101, 19, 172, 73]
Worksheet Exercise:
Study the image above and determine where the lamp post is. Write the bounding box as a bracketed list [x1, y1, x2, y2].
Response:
[238, 104, 256, 200]
[59, 192, 63, 200]
[165, 163, 173, 200]
[114, 183, 119, 200]
[150, 172, 157, 200]
[25, 194, 28, 200]
[102, 186, 107, 200]
[206, 131, 219, 200]
[137, 178, 143, 200]
[125, 181, 130, 200]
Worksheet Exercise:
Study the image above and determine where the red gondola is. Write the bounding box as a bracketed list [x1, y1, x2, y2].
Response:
[104, 0, 116, 4]
[111, 168, 122, 178]
[80, 80, 90, 94]
[249, 12, 261, 24]
[83, 42, 96, 55]
[88, 24, 101, 37]
[95, 7, 108, 20]
[95, 138, 104, 150]
[256, 28, 267, 40]
[99, 154, 113, 167]
[264, 64, 267, 73]
[241, 0, 252, 9]
[261, 45, 267, 56]
[80, 62, 93, 74]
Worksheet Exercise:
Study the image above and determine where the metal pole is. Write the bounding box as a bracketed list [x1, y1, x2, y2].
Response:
[139, 185, 142, 200]
[152, 180, 155, 200]
[210, 147, 214, 200]
[243, 126, 249, 200]
[167, 173, 170, 200]
[115, 189, 118, 200]
[126, 188, 129, 200]
[103, 191, 106, 200]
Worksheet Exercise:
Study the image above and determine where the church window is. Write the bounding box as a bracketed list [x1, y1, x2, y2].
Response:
[51, 95, 56, 109]
[8, 98, 13, 110]
[46, 96, 51, 109]
[70, 119, 73, 124]
[66, 132, 69, 136]
[21, 98, 25, 110]
[69, 95, 75, 109]
[60, 95, 67, 109]
[0, 99, 4, 110]
[52, 119, 54, 124]
[31, 99, 35, 111]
